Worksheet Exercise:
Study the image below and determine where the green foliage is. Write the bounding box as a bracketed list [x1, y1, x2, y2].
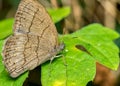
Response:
[70, 24, 119, 70]
[41, 24, 119, 86]
[0, 6, 119, 86]
[0, 18, 13, 40]
[0, 40, 4, 73]
[47, 7, 71, 23]
[0, 69, 28, 86]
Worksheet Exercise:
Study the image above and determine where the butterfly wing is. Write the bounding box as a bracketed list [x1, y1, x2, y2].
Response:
[14, 0, 59, 47]
[2, 0, 62, 78]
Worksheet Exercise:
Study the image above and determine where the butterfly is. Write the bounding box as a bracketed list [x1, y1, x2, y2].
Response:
[2, 0, 64, 78]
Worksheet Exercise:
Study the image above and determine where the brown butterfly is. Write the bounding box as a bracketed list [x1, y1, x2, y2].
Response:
[2, 0, 64, 78]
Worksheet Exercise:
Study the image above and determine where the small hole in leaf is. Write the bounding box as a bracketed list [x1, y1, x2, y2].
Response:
[75, 45, 92, 56]
[75, 45, 87, 51]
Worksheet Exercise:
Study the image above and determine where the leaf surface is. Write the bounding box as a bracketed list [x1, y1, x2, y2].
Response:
[41, 24, 119, 86]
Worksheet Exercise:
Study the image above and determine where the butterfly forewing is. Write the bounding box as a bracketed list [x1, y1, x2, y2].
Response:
[2, 0, 62, 78]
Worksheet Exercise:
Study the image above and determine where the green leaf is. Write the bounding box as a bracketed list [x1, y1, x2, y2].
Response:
[72, 23, 119, 40]
[47, 7, 71, 23]
[41, 23, 119, 86]
[0, 18, 14, 40]
[0, 40, 4, 73]
[0, 40, 4, 54]
[0, 69, 28, 86]
[70, 23, 119, 70]
[0, 54, 4, 73]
